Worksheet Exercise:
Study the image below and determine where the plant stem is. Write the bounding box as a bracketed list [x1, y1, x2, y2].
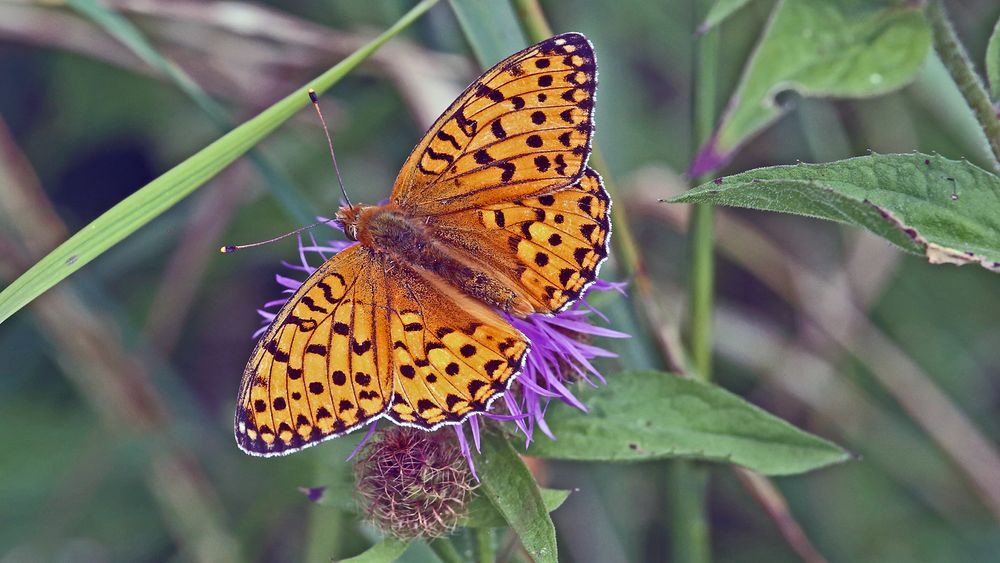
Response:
[472, 528, 496, 563]
[688, 202, 715, 380]
[669, 462, 711, 563]
[511, 0, 553, 40]
[429, 537, 466, 563]
[927, 0, 1000, 169]
[671, 1, 719, 562]
[688, 0, 718, 380]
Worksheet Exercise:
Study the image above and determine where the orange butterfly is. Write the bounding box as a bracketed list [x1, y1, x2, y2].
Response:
[236, 32, 610, 456]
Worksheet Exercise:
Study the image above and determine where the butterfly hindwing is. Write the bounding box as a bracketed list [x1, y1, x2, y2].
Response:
[431, 168, 611, 314]
[236, 245, 394, 456]
[392, 32, 597, 215]
[385, 269, 530, 428]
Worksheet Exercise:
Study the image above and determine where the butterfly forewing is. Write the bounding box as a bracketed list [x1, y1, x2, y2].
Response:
[392, 33, 597, 214]
[237, 245, 393, 456]
[386, 270, 529, 428]
[432, 168, 611, 313]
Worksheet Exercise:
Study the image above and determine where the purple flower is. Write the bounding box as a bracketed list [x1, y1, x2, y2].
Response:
[256, 224, 627, 477]
[453, 280, 627, 477]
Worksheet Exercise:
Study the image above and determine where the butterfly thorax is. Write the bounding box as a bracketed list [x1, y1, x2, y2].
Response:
[337, 203, 534, 317]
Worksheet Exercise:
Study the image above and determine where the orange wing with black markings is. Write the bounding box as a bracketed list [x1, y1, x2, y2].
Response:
[236, 245, 394, 456]
[384, 269, 530, 429]
[392, 33, 597, 215]
[431, 168, 611, 314]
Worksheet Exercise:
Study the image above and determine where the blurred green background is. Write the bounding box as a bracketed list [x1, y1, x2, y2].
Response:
[2, 0, 1000, 561]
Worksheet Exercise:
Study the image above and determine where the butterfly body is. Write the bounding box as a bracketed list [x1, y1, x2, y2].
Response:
[338, 203, 534, 316]
[237, 32, 610, 456]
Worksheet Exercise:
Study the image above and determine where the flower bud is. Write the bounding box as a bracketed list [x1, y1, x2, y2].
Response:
[354, 427, 474, 539]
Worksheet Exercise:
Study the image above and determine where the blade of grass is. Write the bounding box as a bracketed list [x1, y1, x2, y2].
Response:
[0, 0, 440, 326]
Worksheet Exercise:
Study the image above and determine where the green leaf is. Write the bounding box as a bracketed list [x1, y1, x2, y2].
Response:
[987, 14, 1000, 101]
[691, 0, 930, 176]
[477, 429, 557, 563]
[699, 0, 757, 33]
[338, 538, 409, 563]
[0, 0, 440, 326]
[447, 0, 528, 68]
[461, 488, 571, 529]
[526, 371, 850, 475]
[671, 152, 1000, 272]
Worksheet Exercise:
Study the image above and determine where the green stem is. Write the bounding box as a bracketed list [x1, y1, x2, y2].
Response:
[927, 0, 1000, 169]
[689, 0, 719, 431]
[671, 1, 719, 562]
[669, 462, 711, 563]
[473, 528, 496, 563]
[687, 203, 715, 381]
[511, 0, 553, 39]
[688, 0, 719, 380]
[429, 537, 466, 563]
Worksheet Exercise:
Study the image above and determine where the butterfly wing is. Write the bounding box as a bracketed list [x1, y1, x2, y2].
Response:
[384, 266, 530, 428]
[236, 245, 394, 456]
[391, 32, 597, 215]
[430, 167, 611, 314]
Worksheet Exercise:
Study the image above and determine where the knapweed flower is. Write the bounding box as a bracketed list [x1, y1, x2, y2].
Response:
[255, 226, 627, 476]
[353, 426, 474, 539]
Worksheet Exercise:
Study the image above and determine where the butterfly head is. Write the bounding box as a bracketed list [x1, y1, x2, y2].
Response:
[335, 204, 366, 241]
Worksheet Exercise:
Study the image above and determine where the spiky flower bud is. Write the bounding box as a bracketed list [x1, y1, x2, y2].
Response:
[353, 427, 474, 540]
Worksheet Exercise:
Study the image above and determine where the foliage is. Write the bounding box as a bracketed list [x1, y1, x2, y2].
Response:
[673, 153, 1000, 271]
[526, 370, 848, 474]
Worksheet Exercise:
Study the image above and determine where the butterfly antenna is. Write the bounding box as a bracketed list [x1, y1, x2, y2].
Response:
[309, 89, 352, 207]
[220, 218, 339, 253]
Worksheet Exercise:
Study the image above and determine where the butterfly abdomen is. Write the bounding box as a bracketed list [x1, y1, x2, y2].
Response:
[359, 206, 532, 316]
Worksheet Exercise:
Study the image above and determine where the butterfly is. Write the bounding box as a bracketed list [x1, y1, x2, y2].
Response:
[236, 32, 610, 456]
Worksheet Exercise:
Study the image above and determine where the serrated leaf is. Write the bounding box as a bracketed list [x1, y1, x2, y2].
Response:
[0, 0, 440, 326]
[338, 538, 409, 563]
[477, 429, 557, 563]
[988, 15, 1000, 100]
[699, 0, 757, 33]
[526, 371, 849, 475]
[461, 488, 571, 529]
[690, 0, 930, 176]
[671, 153, 1000, 272]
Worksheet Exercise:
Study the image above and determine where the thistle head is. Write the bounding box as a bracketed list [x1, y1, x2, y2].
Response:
[353, 427, 475, 540]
